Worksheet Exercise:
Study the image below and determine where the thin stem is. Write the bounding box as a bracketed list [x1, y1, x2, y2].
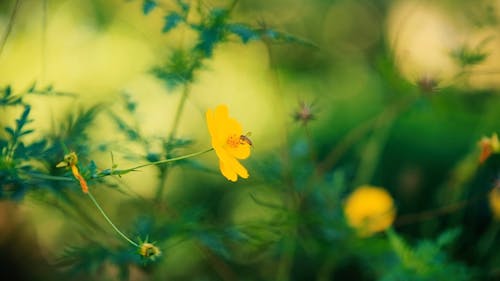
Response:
[168, 83, 190, 142]
[41, 0, 47, 83]
[0, 0, 21, 59]
[395, 194, 483, 226]
[318, 96, 415, 174]
[131, 148, 213, 171]
[25, 172, 74, 182]
[154, 83, 191, 200]
[198, 243, 237, 281]
[94, 148, 214, 178]
[228, 0, 240, 13]
[87, 191, 139, 247]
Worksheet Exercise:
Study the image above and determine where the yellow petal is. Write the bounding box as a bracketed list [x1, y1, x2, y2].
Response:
[219, 158, 237, 182]
[214, 105, 242, 138]
[227, 143, 251, 159]
[220, 149, 249, 179]
[215, 147, 249, 181]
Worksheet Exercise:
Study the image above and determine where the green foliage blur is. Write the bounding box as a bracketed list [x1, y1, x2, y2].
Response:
[1, 0, 499, 280]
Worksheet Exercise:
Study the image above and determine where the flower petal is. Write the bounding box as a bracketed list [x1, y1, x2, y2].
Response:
[214, 105, 242, 139]
[227, 144, 251, 159]
[216, 147, 249, 181]
[219, 158, 237, 182]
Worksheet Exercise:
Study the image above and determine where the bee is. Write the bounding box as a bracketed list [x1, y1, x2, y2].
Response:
[239, 132, 253, 147]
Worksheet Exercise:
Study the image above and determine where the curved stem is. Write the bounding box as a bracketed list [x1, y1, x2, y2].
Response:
[0, 0, 21, 59]
[87, 191, 139, 247]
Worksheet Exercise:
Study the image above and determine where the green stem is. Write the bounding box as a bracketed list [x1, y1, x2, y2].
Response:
[228, 0, 240, 12]
[168, 83, 190, 143]
[154, 83, 191, 200]
[41, 0, 47, 84]
[25, 172, 74, 182]
[87, 191, 139, 247]
[130, 148, 213, 171]
[0, 0, 21, 59]
[95, 148, 214, 178]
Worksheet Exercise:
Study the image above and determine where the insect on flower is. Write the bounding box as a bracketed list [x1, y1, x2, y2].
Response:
[206, 105, 252, 182]
[240, 132, 253, 147]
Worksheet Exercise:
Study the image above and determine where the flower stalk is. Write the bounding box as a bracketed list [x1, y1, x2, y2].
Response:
[87, 191, 139, 247]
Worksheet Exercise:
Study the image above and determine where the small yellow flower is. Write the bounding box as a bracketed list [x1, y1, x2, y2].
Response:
[479, 133, 499, 164]
[138, 242, 161, 260]
[206, 105, 251, 182]
[344, 185, 396, 236]
[489, 187, 500, 221]
[56, 152, 89, 193]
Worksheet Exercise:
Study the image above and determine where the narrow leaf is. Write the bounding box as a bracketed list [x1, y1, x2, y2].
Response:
[143, 0, 156, 15]
[226, 24, 259, 43]
[4, 127, 15, 137]
[163, 12, 183, 33]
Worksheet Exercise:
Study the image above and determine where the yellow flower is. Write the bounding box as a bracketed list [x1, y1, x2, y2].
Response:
[344, 185, 396, 236]
[56, 152, 89, 193]
[138, 242, 161, 261]
[206, 105, 251, 182]
[489, 187, 500, 221]
[479, 133, 499, 164]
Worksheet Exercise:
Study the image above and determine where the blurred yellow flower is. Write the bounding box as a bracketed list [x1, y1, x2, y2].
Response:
[344, 185, 396, 236]
[138, 242, 161, 260]
[206, 105, 251, 182]
[489, 187, 500, 221]
[479, 133, 499, 164]
[56, 152, 89, 193]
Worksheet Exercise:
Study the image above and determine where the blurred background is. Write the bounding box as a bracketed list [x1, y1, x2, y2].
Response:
[0, 0, 499, 280]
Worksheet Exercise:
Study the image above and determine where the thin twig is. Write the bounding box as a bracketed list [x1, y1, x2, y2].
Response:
[0, 0, 21, 59]
[87, 191, 139, 247]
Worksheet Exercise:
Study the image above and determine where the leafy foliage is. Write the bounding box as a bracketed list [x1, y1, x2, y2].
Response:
[452, 38, 493, 68]
[151, 0, 317, 89]
[383, 228, 472, 281]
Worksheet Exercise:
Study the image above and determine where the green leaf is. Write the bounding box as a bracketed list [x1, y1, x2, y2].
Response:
[226, 24, 259, 43]
[152, 49, 198, 88]
[142, 0, 156, 15]
[5, 85, 12, 97]
[436, 228, 461, 247]
[452, 46, 488, 67]
[162, 12, 183, 33]
[20, 129, 34, 136]
[176, 0, 189, 13]
[4, 127, 15, 137]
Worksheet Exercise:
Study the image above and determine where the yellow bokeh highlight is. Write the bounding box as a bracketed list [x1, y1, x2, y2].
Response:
[386, 0, 461, 84]
[489, 187, 500, 221]
[344, 185, 396, 236]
